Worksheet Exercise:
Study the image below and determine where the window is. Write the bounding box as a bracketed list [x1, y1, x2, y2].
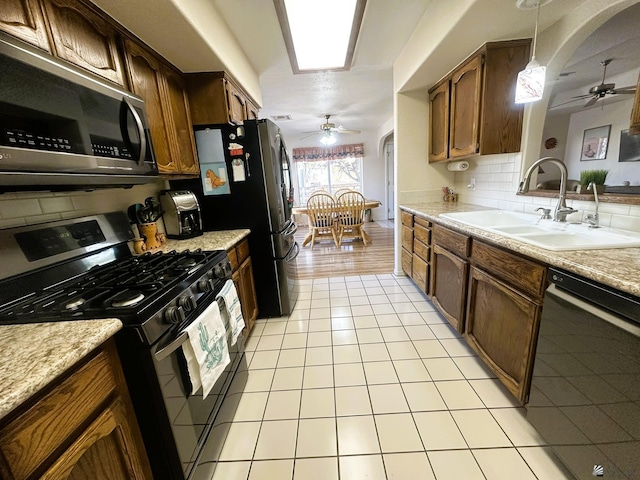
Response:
[292, 144, 364, 204]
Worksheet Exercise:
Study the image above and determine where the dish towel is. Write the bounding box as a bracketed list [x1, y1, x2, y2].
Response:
[216, 279, 246, 346]
[182, 300, 230, 398]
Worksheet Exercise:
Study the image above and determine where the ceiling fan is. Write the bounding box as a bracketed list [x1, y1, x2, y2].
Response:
[553, 59, 637, 109]
[303, 115, 361, 144]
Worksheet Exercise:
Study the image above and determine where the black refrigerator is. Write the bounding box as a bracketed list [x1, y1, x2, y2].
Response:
[170, 119, 299, 317]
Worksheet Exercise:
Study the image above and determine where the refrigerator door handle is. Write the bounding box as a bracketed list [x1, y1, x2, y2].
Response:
[282, 221, 298, 238]
[285, 241, 300, 262]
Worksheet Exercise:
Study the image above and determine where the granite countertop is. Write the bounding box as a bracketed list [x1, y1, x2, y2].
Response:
[158, 229, 250, 253]
[401, 202, 640, 297]
[0, 319, 122, 421]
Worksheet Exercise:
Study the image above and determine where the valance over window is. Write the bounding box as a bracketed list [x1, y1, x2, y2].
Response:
[292, 143, 364, 162]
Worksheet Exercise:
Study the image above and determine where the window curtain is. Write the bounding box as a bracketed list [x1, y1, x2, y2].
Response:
[292, 143, 364, 162]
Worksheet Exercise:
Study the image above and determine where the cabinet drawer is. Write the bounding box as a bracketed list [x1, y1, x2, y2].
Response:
[236, 238, 250, 264]
[412, 254, 429, 292]
[471, 240, 547, 298]
[414, 223, 431, 245]
[227, 247, 238, 272]
[401, 210, 413, 227]
[413, 239, 430, 262]
[432, 224, 470, 258]
[401, 248, 413, 276]
[401, 225, 414, 253]
[0, 350, 116, 480]
[414, 216, 431, 228]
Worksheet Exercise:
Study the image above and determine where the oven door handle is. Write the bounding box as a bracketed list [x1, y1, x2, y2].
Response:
[154, 297, 224, 362]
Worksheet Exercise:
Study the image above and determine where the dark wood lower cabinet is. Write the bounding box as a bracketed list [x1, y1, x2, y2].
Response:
[465, 266, 542, 403]
[0, 340, 152, 480]
[430, 244, 468, 333]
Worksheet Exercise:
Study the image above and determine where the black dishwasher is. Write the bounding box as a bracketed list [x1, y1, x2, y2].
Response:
[526, 268, 640, 480]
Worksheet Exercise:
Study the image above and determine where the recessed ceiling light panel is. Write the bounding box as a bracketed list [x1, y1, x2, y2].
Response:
[274, 0, 366, 74]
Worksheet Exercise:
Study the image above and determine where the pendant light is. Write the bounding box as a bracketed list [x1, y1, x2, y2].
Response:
[515, 0, 549, 103]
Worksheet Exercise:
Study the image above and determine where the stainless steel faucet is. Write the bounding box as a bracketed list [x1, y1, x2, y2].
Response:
[585, 182, 600, 228]
[518, 157, 577, 222]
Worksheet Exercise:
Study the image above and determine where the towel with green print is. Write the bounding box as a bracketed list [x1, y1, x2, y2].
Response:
[216, 279, 245, 346]
[182, 299, 230, 398]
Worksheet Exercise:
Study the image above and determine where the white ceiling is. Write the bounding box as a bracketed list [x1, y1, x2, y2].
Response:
[211, 0, 432, 143]
[546, 2, 640, 115]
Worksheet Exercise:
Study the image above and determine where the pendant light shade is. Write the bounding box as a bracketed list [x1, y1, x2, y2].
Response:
[515, 1, 548, 103]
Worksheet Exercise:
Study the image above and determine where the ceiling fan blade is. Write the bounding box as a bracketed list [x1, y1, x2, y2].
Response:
[549, 97, 584, 109]
[611, 87, 637, 94]
[571, 94, 594, 99]
[584, 96, 599, 108]
[300, 131, 321, 139]
[333, 126, 361, 134]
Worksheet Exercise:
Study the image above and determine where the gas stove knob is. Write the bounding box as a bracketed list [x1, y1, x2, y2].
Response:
[164, 306, 185, 324]
[197, 278, 214, 293]
[178, 294, 197, 312]
[213, 264, 226, 279]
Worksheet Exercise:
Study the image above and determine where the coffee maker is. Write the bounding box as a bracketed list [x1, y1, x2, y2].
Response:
[159, 190, 203, 239]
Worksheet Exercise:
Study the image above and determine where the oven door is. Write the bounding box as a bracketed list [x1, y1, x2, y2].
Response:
[151, 297, 247, 478]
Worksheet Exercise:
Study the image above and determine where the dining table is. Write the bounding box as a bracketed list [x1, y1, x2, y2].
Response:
[292, 199, 381, 247]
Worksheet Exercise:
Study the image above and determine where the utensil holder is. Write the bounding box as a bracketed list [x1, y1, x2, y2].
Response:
[138, 222, 165, 250]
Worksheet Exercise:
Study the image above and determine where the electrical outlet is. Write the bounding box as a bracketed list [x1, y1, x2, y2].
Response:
[467, 178, 476, 190]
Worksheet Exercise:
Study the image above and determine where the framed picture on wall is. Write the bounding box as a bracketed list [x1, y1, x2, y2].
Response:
[580, 125, 611, 161]
[619, 129, 640, 162]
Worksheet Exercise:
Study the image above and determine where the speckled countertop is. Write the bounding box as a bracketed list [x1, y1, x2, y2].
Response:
[0, 319, 122, 421]
[401, 202, 640, 297]
[157, 229, 250, 253]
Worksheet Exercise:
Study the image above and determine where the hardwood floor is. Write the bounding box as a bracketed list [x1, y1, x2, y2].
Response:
[293, 220, 395, 279]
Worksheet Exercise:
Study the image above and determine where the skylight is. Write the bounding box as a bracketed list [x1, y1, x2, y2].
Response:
[274, 0, 366, 74]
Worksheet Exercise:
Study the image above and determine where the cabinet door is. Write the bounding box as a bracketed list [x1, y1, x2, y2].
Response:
[465, 266, 541, 403]
[0, 0, 51, 51]
[449, 54, 482, 158]
[41, 399, 150, 480]
[429, 80, 450, 162]
[401, 225, 413, 252]
[412, 254, 428, 293]
[163, 65, 199, 175]
[42, 0, 125, 85]
[246, 100, 259, 120]
[239, 257, 258, 334]
[630, 71, 640, 135]
[225, 80, 247, 124]
[124, 39, 176, 174]
[430, 244, 468, 332]
[401, 248, 413, 277]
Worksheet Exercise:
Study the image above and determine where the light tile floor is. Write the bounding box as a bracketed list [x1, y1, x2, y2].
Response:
[203, 274, 575, 480]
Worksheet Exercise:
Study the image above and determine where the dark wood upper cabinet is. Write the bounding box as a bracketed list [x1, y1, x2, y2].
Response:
[449, 55, 483, 158]
[123, 39, 199, 176]
[0, 0, 51, 51]
[123, 39, 176, 174]
[42, 0, 126, 85]
[428, 39, 531, 162]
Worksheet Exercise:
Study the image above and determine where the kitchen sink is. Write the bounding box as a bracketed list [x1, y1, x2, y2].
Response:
[439, 210, 640, 251]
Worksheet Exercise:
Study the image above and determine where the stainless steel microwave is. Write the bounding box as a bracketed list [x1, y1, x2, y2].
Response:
[0, 33, 158, 191]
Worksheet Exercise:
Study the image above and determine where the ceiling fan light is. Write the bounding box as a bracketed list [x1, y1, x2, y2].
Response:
[320, 133, 337, 145]
[515, 61, 546, 103]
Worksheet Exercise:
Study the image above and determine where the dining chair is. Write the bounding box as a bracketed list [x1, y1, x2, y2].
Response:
[306, 193, 338, 248]
[335, 191, 367, 246]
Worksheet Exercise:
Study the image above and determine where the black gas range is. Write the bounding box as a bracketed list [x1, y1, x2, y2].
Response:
[0, 212, 247, 479]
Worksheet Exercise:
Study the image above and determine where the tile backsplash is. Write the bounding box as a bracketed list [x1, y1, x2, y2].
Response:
[451, 153, 640, 232]
[0, 182, 165, 230]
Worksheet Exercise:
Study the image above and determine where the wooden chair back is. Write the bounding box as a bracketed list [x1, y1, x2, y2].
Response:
[307, 193, 336, 228]
[336, 191, 366, 227]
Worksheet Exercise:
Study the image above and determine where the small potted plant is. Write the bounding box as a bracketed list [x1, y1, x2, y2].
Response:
[577, 169, 608, 194]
